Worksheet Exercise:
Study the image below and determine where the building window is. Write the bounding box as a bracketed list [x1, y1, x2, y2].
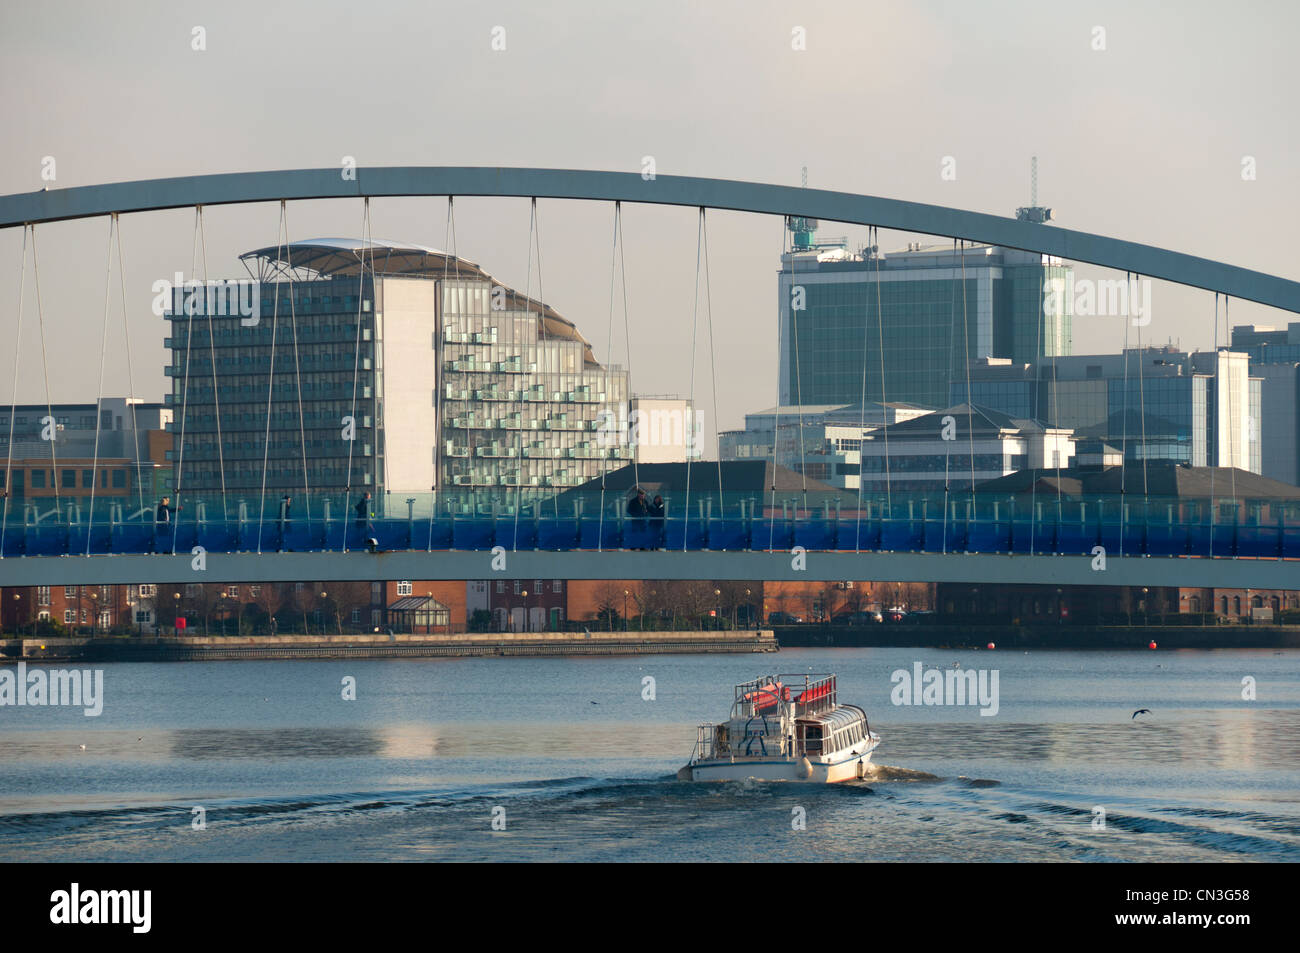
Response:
[61, 469, 76, 488]
[227, 585, 238, 598]
[513, 580, 521, 595]
[112, 469, 126, 488]
[397, 581, 413, 596]
[249, 585, 261, 597]
[65, 586, 77, 598]
[139, 584, 155, 597]
[186, 583, 200, 597]
[64, 610, 75, 624]
[31, 470, 45, 488]
[552, 580, 562, 594]
[351, 609, 361, 624]
[38, 611, 50, 622]
[496, 581, 505, 593]
[37, 586, 50, 605]
[136, 611, 151, 623]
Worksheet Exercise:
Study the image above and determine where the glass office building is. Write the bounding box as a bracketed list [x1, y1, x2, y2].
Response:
[779, 238, 1072, 410]
[165, 240, 629, 505]
[958, 347, 1261, 473]
[1231, 322, 1300, 486]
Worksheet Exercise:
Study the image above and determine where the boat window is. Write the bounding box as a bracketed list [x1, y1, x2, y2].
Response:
[805, 725, 823, 755]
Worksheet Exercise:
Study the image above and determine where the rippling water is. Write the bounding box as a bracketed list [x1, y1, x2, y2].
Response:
[1, 648, 1297, 861]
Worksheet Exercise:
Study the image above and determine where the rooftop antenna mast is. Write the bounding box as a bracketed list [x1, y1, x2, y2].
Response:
[1015, 156, 1054, 224]
[787, 165, 819, 250]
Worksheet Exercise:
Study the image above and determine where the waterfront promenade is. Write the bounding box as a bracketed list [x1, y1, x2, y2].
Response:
[0, 628, 778, 661]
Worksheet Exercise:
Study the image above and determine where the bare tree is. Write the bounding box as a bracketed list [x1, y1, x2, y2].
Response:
[843, 583, 867, 614]
[819, 582, 842, 621]
[325, 580, 372, 634]
[591, 581, 626, 630]
[249, 583, 287, 634]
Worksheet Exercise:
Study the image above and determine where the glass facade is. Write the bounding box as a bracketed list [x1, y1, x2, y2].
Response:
[438, 277, 629, 490]
[1106, 375, 1209, 465]
[166, 249, 630, 509]
[167, 277, 379, 494]
[781, 246, 1071, 410]
[787, 276, 979, 408]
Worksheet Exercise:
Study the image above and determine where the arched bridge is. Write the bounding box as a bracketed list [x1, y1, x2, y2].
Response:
[1, 167, 1298, 590]
[2, 166, 1300, 311]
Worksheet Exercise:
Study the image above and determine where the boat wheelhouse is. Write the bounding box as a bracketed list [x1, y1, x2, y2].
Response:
[678, 673, 880, 783]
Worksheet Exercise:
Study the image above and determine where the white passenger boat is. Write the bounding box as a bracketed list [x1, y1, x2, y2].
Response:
[678, 673, 880, 783]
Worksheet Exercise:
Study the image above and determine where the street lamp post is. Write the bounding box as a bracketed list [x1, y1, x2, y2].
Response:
[173, 592, 181, 636]
[623, 589, 629, 631]
[521, 590, 528, 633]
[714, 588, 721, 631]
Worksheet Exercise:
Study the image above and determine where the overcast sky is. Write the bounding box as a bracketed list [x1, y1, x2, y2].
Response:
[2, 0, 1297, 449]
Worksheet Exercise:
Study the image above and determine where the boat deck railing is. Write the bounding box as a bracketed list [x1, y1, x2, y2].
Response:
[785, 674, 838, 718]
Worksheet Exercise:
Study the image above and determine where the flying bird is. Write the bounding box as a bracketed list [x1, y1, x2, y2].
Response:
[78, 744, 86, 751]
[1132, 709, 1151, 719]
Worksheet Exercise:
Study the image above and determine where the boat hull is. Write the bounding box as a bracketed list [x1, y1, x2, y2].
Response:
[684, 739, 879, 783]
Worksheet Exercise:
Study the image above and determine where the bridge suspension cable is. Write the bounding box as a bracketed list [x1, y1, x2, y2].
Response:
[597, 201, 629, 552]
[341, 198, 374, 554]
[431, 195, 457, 550]
[276, 201, 312, 536]
[512, 197, 533, 547]
[32, 228, 60, 522]
[1209, 292, 1219, 556]
[1, 226, 30, 558]
[198, 206, 229, 520]
[701, 209, 725, 530]
[169, 209, 204, 555]
[86, 215, 117, 554]
[1119, 272, 1131, 558]
[942, 237, 957, 555]
[1135, 272, 1149, 496]
[115, 212, 146, 518]
[767, 219, 787, 550]
[874, 226, 892, 511]
[255, 206, 287, 553]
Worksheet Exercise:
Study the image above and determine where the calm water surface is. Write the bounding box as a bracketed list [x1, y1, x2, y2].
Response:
[1, 648, 1298, 862]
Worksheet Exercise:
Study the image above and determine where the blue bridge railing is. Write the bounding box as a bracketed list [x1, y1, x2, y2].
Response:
[2, 490, 1298, 560]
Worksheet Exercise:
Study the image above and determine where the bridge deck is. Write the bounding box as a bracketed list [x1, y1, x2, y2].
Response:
[1, 509, 1295, 588]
